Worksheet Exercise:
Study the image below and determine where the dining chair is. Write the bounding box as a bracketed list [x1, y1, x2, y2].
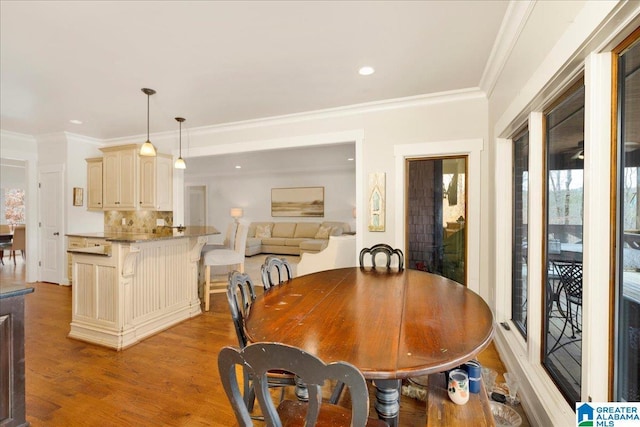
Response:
[258, 257, 312, 402]
[260, 255, 293, 290]
[359, 243, 404, 270]
[218, 342, 389, 427]
[202, 223, 248, 311]
[9, 225, 26, 265]
[552, 260, 583, 339]
[226, 271, 297, 415]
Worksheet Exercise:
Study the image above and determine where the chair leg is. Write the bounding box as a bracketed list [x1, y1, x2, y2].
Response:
[204, 265, 211, 312]
[294, 375, 309, 401]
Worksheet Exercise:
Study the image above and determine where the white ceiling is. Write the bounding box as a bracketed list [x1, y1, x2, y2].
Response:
[185, 142, 356, 177]
[0, 1, 509, 140]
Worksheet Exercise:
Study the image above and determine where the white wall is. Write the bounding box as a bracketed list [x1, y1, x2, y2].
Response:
[188, 167, 355, 234]
[167, 93, 488, 247]
[65, 133, 104, 233]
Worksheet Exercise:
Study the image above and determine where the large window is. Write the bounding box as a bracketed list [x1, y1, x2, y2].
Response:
[615, 33, 640, 402]
[512, 129, 529, 339]
[543, 82, 584, 404]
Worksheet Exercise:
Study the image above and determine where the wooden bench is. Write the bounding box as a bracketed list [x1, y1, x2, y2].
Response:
[425, 372, 495, 427]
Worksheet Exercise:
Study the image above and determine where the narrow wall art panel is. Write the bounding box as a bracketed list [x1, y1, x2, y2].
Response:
[368, 172, 385, 231]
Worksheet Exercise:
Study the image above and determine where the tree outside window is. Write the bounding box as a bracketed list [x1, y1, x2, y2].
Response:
[4, 188, 25, 225]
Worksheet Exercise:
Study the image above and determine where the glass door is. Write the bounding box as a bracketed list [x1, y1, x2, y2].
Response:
[406, 157, 467, 285]
[615, 34, 640, 402]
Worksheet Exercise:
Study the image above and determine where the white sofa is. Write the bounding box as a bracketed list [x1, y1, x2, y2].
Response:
[246, 221, 351, 256]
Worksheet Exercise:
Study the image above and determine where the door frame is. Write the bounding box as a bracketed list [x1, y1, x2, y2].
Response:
[38, 164, 65, 284]
[395, 138, 483, 295]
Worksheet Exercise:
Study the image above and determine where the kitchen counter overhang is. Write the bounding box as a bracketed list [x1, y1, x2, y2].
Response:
[66, 226, 219, 350]
[66, 226, 219, 243]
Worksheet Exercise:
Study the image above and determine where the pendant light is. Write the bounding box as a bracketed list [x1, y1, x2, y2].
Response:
[174, 117, 186, 169]
[139, 88, 157, 156]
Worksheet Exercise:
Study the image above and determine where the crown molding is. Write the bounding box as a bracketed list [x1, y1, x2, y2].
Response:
[0, 129, 37, 144]
[480, 0, 536, 98]
[64, 131, 104, 147]
[104, 88, 485, 145]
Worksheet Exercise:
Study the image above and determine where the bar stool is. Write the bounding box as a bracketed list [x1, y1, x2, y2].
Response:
[202, 223, 248, 311]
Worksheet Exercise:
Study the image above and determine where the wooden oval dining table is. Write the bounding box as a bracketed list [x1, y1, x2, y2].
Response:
[245, 266, 494, 426]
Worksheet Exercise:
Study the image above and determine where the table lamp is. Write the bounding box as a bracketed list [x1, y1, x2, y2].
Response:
[230, 208, 243, 224]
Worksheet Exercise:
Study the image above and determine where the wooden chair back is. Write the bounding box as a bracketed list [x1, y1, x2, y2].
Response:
[11, 225, 26, 251]
[0, 224, 11, 234]
[359, 244, 404, 270]
[260, 256, 294, 290]
[226, 271, 257, 348]
[218, 342, 375, 427]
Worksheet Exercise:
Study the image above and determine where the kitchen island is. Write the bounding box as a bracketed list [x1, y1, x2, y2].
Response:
[66, 226, 218, 350]
[1, 284, 33, 427]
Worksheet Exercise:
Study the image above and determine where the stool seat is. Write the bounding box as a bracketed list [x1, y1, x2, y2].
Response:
[202, 223, 248, 311]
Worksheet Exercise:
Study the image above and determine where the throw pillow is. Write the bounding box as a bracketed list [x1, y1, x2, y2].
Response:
[314, 225, 332, 239]
[255, 224, 272, 238]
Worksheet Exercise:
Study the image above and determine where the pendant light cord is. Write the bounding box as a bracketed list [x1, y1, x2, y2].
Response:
[147, 94, 150, 141]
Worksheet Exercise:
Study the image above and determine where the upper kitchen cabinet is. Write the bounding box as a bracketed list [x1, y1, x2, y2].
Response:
[86, 157, 103, 210]
[139, 154, 173, 211]
[100, 145, 138, 210]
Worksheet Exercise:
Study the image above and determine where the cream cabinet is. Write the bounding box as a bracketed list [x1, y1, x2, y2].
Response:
[67, 237, 85, 284]
[101, 145, 138, 210]
[139, 154, 173, 210]
[67, 237, 110, 284]
[86, 157, 103, 210]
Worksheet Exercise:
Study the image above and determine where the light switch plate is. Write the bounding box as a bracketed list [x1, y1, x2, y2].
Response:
[156, 218, 165, 226]
[121, 218, 126, 225]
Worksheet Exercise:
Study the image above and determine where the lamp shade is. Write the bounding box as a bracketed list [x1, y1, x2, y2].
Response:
[230, 208, 243, 219]
[140, 140, 157, 156]
[174, 157, 186, 169]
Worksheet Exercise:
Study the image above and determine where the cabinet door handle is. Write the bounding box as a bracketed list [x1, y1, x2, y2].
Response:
[53, 232, 60, 236]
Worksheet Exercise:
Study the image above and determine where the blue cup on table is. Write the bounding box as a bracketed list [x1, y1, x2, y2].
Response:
[464, 360, 482, 394]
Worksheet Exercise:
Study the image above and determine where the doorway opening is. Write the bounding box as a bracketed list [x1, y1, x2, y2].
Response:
[406, 156, 467, 285]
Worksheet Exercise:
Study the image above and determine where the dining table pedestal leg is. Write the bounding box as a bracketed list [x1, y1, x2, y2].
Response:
[373, 379, 401, 427]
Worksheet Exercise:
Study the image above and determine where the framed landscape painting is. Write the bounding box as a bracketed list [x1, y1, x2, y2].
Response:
[271, 187, 324, 217]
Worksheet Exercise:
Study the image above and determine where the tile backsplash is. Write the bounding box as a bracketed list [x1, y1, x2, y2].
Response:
[104, 211, 173, 233]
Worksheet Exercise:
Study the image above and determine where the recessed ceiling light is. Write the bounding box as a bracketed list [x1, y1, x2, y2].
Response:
[235, 165, 242, 169]
[347, 158, 354, 161]
[358, 66, 375, 76]
[69, 119, 83, 124]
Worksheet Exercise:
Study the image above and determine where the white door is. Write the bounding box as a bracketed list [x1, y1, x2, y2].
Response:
[187, 185, 206, 226]
[39, 165, 64, 283]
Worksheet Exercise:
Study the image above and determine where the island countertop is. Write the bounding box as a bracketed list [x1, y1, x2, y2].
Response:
[66, 226, 220, 243]
[0, 284, 35, 300]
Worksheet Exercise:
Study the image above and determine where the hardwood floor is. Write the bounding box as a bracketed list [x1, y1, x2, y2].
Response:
[4, 258, 528, 426]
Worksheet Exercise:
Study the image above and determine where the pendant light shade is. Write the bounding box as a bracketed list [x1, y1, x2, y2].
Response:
[174, 117, 186, 169]
[140, 88, 157, 156]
